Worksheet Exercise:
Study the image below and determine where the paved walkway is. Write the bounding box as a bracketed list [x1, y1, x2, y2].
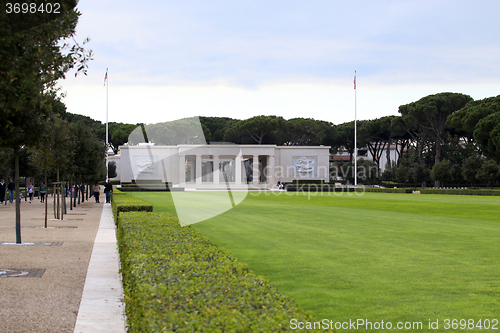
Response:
[0, 194, 126, 333]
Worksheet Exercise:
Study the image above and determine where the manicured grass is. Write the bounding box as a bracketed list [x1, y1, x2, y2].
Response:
[130, 191, 500, 332]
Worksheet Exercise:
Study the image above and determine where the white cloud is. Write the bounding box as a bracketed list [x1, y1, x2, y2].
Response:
[59, 0, 500, 124]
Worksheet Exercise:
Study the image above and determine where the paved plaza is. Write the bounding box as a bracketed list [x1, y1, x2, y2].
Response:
[0, 194, 125, 333]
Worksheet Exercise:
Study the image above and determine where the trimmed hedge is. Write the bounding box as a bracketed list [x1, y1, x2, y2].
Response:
[363, 188, 412, 193]
[286, 184, 413, 194]
[119, 186, 185, 192]
[285, 185, 500, 196]
[288, 179, 328, 185]
[419, 188, 500, 196]
[98, 180, 120, 185]
[120, 183, 172, 188]
[117, 212, 321, 332]
[111, 191, 153, 222]
[118, 182, 185, 192]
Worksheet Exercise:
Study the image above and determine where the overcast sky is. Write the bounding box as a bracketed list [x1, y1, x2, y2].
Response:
[58, 0, 500, 125]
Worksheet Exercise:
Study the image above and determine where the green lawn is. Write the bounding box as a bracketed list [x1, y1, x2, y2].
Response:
[130, 191, 500, 332]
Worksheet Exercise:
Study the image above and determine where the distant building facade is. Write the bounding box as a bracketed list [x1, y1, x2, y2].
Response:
[109, 144, 331, 188]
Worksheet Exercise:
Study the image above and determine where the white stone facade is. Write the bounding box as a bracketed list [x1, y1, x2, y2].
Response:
[110, 144, 331, 188]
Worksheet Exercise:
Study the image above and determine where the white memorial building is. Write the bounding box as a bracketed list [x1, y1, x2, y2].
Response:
[109, 144, 331, 188]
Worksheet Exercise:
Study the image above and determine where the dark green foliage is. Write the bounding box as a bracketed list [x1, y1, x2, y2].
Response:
[431, 160, 452, 184]
[358, 116, 395, 167]
[118, 182, 184, 192]
[285, 185, 499, 196]
[477, 160, 500, 187]
[70, 121, 106, 181]
[199, 116, 238, 143]
[448, 95, 500, 162]
[399, 92, 473, 167]
[117, 212, 319, 332]
[364, 188, 413, 194]
[288, 179, 328, 184]
[330, 120, 359, 158]
[107, 161, 117, 179]
[236, 115, 284, 144]
[118, 187, 184, 192]
[281, 118, 336, 146]
[475, 112, 500, 162]
[419, 188, 500, 196]
[286, 185, 412, 193]
[98, 180, 120, 186]
[462, 155, 484, 185]
[111, 192, 153, 221]
[411, 164, 431, 185]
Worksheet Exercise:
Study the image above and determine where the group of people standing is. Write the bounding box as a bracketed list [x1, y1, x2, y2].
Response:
[0, 179, 113, 205]
[92, 180, 113, 204]
[0, 179, 13, 204]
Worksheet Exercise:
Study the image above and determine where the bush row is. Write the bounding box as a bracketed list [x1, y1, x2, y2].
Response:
[120, 182, 173, 188]
[287, 179, 328, 185]
[118, 186, 185, 192]
[111, 191, 153, 221]
[286, 185, 412, 194]
[116, 211, 319, 332]
[286, 185, 500, 196]
[98, 180, 120, 186]
[419, 188, 500, 196]
[364, 188, 413, 194]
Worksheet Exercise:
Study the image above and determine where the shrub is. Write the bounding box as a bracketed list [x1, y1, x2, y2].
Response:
[419, 188, 500, 196]
[98, 180, 120, 185]
[288, 179, 327, 185]
[111, 192, 153, 223]
[117, 212, 320, 332]
[431, 160, 452, 185]
[118, 182, 185, 192]
[286, 185, 411, 194]
[119, 187, 185, 192]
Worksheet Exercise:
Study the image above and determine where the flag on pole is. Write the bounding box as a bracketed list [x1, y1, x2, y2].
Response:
[104, 69, 108, 86]
[353, 74, 356, 89]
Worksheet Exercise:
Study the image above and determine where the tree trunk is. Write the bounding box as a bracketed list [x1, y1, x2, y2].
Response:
[53, 184, 56, 219]
[418, 135, 426, 166]
[61, 179, 64, 221]
[15, 147, 21, 244]
[44, 162, 48, 228]
[4, 167, 10, 206]
[56, 166, 60, 219]
[435, 133, 442, 164]
[386, 138, 392, 169]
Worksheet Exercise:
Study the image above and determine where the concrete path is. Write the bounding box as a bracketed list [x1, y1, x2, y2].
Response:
[73, 204, 126, 333]
[0, 194, 126, 333]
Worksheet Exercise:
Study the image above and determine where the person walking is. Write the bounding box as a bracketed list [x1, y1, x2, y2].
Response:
[40, 181, 46, 203]
[93, 182, 101, 203]
[27, 182, 34, 203]
[0, 179, 5, 204]
[104, 180, 113, 203]
[80, 183, 85, 202]
[7, 179, 15, 204]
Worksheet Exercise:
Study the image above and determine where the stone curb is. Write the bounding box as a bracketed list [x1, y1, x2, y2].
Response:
[73, 204, 126, 333]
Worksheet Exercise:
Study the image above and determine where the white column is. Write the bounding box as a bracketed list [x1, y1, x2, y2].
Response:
[179, 155, 185, 185]
[252, 155, 259, 185]
[213, 155, 220, 185]
[268, 155, 275, 186]
[196, 155, 202, 185]
[190, 156, 195, 182]
[235, 155, 242, 185]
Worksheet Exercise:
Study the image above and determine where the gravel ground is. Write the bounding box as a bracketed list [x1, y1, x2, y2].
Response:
[0, 194, 102, 333]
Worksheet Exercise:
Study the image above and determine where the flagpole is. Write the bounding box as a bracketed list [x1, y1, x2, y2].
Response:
[105, 68, 109, 182]
[354, 70, 357, 187]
